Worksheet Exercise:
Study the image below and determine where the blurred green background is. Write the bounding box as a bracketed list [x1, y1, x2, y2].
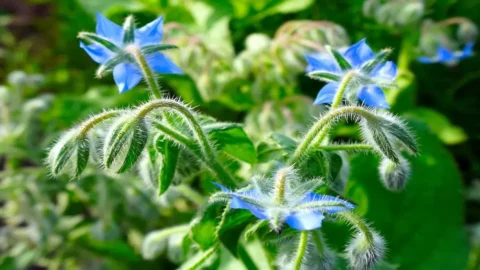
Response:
[1, 0, 480, 269]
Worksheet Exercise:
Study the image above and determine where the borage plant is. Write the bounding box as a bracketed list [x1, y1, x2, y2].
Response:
[48, 14, 418, 270]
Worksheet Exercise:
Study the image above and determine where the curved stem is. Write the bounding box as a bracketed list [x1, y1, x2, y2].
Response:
[288, 106, 374, 164]
[293, 231, 309, 270]
[79, 110, 122, 136]
[331, 71, 355, 109]
[126, 45, 162, 99]
[317, 144, 373, 152]
[337, 211, 373, 243]
[140, 100, 236, 186]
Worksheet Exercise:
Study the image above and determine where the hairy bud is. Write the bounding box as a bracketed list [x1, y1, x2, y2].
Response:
[104, 114, 149, 173]
[457, 20, 478, 44]
[48, 128, 90, 178]
[346, 230, 386, 270]
[379, 156, 411, 191]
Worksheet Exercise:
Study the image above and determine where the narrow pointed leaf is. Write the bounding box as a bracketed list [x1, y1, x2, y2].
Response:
[360, 48, 391, 74]
[364, 119, 399, 163]
[327, 46, 352, 71]
[78, 32, 121, 53]
[156, 139, 180, 195]
[141, 44, 178, 55]
[307, 70, 341, 82]
[122, 16, 136, 44]
[381, 119, 418, 155]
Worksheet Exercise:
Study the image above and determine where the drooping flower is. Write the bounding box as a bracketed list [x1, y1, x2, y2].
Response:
[306, 38, 397, 108]
[417, 43, 474, 66]
[210, 167, 355, 231]
[80, 13, 182, 93]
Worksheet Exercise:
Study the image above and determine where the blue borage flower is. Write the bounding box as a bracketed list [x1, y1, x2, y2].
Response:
[306, 38, 397, 108]
[418, 43, 475, 66]
[80, 13, 182, 93]
[211, 167, 355, 231]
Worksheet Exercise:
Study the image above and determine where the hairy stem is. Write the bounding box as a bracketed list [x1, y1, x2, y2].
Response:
[318, 144, 373, 152]
[289, 106, 374, 164]
[293, 231, 309, 270]
[337, 211, 373, 243]
[331, 71, 355, 109]
[126, 45, 162, 99]
[273, 168, 288, 204]
[79, 110, 122, 136]
[142, 101, 236, 186]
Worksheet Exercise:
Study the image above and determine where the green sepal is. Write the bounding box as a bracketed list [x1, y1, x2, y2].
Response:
[326, 45, 352, 71]
[122, 15, 136, 44]
[155, 139, 180, 195]
[78, 32, 121, 53]
[48, 130, 90, 178]
[104, 115, 149, 173]
[360, 48, 391, 74]
[307, 70, 341, 82]
[141, 44, 179, 54]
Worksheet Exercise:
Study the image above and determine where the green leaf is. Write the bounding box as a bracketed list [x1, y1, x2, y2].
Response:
[191, 204, 221, 250]
[178, 246, 218, 270]
[345, 120, 469, 269]
[218, 210, 255, 257]
[104, 115, 149, 173]
[205, 123, 256, 164]
[156, 140, 180, 195]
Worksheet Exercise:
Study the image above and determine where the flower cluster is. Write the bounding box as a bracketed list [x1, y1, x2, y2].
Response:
[306, 39, 397, 108]
[211, 167, 355, 231]
[80, 13, 182, 93]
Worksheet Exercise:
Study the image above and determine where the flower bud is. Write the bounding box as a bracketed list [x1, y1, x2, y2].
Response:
[346, 230, 386, 270]
[103, 114, 149, 173]
[397, 2, 424, 26]
[457, 20, 478, 44]
[379, 156, 411, 191]
[48, 128, 90, 178]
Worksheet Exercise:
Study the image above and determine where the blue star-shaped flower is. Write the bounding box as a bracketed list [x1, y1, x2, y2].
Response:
[80, 13, 182, 93]
[211, 170, 355, 231]
[418, 43, 474, 66]
[306, 39, 397, 109]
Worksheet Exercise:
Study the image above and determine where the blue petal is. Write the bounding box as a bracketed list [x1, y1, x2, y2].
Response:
[147, 53, 183, 74]
[285, 211, 325, 230]
[135, 17, 164, 46]
[213, 182, 232, 192]
[370, 61, 397, 81]
[313, 82, 339, 105]
[79, 42, 113, 64]
[302, 192, 355, 213]
[342, 38, 374, 67]
[437, 46, 454, 63]
[305, 52, 340, 73]
[113, 63, 143, 93]
[459, 42, 475, 59]
[95, 13, 123, 46]
[230, 195, 269, 220]
[417, 56, 437, 64]
[357, 85, 390, 108]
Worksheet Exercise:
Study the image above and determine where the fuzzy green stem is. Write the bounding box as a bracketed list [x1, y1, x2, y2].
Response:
[79, 110, 122, 136]
[331, 71, 355, 109]
[153, 121, 236, 187]
[293, 231, 309, 270]
[140, 100, 236, 186]
[215, 203, 231, 238]
[273, 168, 288, 204]
[288, 106, 374, 164]
[337, 211, 373, 243]
[126, 45, 162, 99]
[318, 144, 374, 152]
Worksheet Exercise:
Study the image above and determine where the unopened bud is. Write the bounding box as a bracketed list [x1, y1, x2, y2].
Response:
[457, 20, 478, 44]
[48, 128, 90, 178]
[379, 156, 411, 191]
[346, 230, 386, 270]
[397, 2, 424, 26]
[103, 114, 149, 173]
